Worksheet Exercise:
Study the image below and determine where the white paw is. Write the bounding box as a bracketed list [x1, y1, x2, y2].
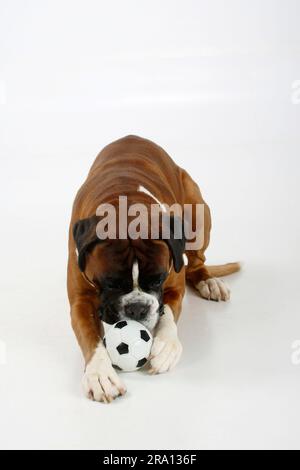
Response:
[196, 278, 230, 301]
[82, 343, 126, 403]
[148, 305, 182, 374]
[149, 335, 183, 374]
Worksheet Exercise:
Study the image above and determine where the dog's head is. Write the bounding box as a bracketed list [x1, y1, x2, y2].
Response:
[72, 215, 185, 330]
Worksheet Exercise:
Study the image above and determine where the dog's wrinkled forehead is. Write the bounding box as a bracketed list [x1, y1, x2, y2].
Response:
[73, 214, 186, 275]
[85, 238, 171, 282]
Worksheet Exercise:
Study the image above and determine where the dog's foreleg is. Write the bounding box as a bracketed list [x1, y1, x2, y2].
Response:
[71, 299, 126, 403]
[149, 304, 183, 374]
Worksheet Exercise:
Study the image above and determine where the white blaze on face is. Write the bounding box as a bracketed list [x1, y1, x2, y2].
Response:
[120, 260, 160, 331]
[132, 261, 139, 289]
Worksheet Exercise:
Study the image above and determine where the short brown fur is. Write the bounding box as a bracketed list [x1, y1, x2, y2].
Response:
[67, 135, 239, 364]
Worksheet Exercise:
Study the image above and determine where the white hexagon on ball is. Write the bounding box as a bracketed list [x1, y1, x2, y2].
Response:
[103, 319, 153, 372]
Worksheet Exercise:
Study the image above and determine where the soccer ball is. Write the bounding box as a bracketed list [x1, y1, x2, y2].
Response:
[103, 320, 153, 371]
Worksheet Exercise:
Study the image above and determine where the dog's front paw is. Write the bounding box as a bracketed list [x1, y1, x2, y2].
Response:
[149, 334, 183, 374]
[82, 343, 126, 403]
[196, 278, 230, 301]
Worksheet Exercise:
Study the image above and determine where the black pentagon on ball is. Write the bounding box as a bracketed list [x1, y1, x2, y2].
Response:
[140, 330, 150, 342]
[103, 337, 106, 348]
[117, 342, 129, 355]
[137, 357, 147, 368]
[115, 320, 128, 329]
[112, 364, 123, 371]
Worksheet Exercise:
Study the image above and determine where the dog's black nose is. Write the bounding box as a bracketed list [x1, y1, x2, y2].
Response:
[125, 302, 148, 320]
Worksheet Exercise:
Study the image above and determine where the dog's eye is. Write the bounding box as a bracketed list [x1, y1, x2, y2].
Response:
[148, 279, 163, 288]
[104, 279, 124, 290]
[141, 274, 166, 290]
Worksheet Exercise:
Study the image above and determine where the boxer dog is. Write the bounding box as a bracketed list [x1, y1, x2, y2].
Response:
[67, 135, 240, 403]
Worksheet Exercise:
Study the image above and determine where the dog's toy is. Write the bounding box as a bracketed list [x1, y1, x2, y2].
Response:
[103, 320, 153, 371]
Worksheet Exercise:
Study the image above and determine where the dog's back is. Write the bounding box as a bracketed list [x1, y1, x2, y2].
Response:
[72, 135, 186, 220]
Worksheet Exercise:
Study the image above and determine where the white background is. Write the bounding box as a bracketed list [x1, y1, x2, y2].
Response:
[1, 0, 300, 450]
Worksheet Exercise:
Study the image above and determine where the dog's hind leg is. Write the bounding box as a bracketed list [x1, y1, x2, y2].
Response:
[180, 169, 239, 301]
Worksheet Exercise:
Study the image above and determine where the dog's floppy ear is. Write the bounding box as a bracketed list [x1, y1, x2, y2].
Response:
[73, 215, 101, 271]
[161, 215, 186, 273]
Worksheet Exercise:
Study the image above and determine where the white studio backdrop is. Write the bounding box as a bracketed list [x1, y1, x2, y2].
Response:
[0, 0, 300, 450]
